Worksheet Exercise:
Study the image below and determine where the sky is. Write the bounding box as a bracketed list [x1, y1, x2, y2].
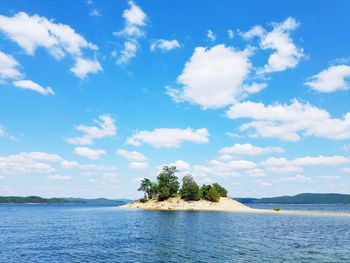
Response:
[1, 0, 350, 199]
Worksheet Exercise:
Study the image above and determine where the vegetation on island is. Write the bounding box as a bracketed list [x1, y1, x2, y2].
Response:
[138, 166, 228, 202]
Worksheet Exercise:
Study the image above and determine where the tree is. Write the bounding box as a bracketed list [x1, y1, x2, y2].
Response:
[212, 183, 228, 197]
[201, 184, 221, 202]
[138, 178, 158, 200]
[156, 166, 180, 201]
[180, 176, 201, 201]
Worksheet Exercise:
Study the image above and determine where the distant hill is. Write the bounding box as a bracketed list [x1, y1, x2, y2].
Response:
[0, 196, 131, 205]
[236, 193, 350, 204]
[0, 196, 78, 204]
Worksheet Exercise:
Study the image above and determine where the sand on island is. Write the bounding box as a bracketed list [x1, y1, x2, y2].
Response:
[120, 196, 350, 217]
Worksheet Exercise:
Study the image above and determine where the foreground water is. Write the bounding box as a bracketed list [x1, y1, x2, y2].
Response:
[1, 204, 350, 262]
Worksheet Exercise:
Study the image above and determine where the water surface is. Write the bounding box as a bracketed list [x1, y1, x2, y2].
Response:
[1, 204, 349, 262]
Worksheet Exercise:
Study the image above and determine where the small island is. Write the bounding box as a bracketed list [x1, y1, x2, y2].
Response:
[122, 166, 262, 212]
[121, 166, 350, 216]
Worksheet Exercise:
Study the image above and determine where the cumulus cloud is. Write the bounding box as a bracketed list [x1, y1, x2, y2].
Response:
[129, 161, 149, 170]
[0, 125, 5, 137]
[116, 41, 138, 65]
[219, 143, 284, 156]
[116, 149, 148, 161]
[0, 12, 101, 78]
[0, 12, 97, 58]
[126, 128, 209, 148]
[241, 18, 303, 74]
[258, 17, 304, 74]
[262, 155, 350, 176]
[227, 29, 234, 39]
[0, 152, 62, 176]
[89, 9, 101, 17]
[74, 147, 106, 160]
[70, 57, 102, 79]
[13, 80, 55, 95]
[226, 99, 350, 141]
[150, 39, 181, 52]
[305, 65, 350, 93]
[0, 51, 21, 80]
[66, 115, 116, 145]
[114, 1, 147, 64]
[207, 30, 216, 41]
[167, 44, 252, 109]
[48, 175, 72, 180]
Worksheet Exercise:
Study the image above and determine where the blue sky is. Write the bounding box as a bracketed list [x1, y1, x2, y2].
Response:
[1, 0, 350, 198]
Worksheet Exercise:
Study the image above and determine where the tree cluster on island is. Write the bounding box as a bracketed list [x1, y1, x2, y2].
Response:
[138, 166, 228, 202]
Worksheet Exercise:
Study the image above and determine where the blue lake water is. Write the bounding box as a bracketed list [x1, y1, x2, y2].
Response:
[1, 204, 350, 262]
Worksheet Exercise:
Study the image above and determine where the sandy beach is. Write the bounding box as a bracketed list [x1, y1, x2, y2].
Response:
[120, 197, 350, 216]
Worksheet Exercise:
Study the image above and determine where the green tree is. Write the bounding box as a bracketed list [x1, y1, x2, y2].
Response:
[201, 184, 221, 202]
[212, 183, 228, 197]
[138, 178, 158, 200]
[180, 175, 201, 201]
[156, 166, 180, 200]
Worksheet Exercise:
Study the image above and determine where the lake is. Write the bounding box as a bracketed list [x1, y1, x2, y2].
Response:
[1, 204, 350, 262]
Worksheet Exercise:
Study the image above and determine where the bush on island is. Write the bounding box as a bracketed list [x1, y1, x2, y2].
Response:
[201, 184, 221, 202]
[180, 175, 201, 201]
[212, 183, 228, 197]
[137, 165, 228, 203]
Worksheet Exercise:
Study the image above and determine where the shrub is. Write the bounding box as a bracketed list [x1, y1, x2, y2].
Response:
[180, 176, 201, 201]
[158, 186, 171, 201]
[201, 184, 221, 202]
[212, 183, 228, 197]
[273, 207, 280, 211]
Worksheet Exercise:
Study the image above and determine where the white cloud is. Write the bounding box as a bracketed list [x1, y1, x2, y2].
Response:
[70, 57, 102, 79]
[0, 152, 62, 176]
[207, 30, 216, 41]
[219, 143, 284, 156]
[13, 80, 55, 95]
[66, 115, 116, 145]
[114, 1, 147, 64]
[0, 12, 100, 78]
[305, 65, 350, 93]
[90, 9, 101, 17]
[116, 41, 138, 65]
[0, 126, 5, 137]
[116, 149, 148, 161]
[226, 99, 350, 141]
[126, 127, 209, 148]
[123, 0, 147, 26]
[74, 147, 106, 160]
[0, 12, 97, 58]
[60, 160, 80, 169]
[243, 82, 267, 94]
[240, 25, 265, 40]
[48, 175, 72, 180]
[343, 168, 350, 173]
[241, 18, 303, 74]
[227, 29, 234, 39]
[167, 44, 252, 109]
[129, 161, 149, 170]
[0, 51, 21, 80]
[150, 39, 180, 52]
[267, 166, 304, 174]
[263, 155, 350, 167]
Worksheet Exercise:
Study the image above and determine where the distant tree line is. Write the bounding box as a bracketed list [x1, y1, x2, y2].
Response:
[138, 166, 228, 202]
